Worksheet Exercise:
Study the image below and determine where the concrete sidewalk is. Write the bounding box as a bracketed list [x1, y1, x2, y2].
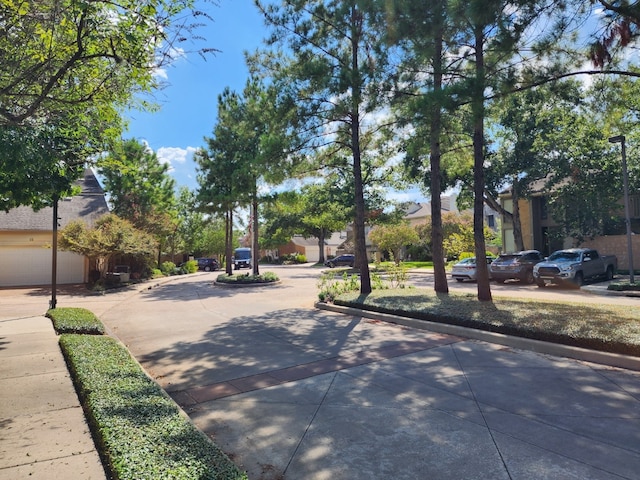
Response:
[0, 314, 106, 479]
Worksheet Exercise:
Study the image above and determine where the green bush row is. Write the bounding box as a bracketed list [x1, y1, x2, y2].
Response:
[47, 307, 105, 335]
[51, 308, 247, 480]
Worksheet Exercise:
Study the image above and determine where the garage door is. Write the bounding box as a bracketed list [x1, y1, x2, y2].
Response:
[0, 247, 85, 287]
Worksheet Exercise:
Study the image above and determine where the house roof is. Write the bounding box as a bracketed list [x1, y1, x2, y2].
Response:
[0, 169, 109, 231]
[290, 235, 320, 247]
[404, 196, 459, 221]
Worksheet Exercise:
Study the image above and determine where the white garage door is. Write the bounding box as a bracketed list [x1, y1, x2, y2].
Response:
[0, 247, 85, 287]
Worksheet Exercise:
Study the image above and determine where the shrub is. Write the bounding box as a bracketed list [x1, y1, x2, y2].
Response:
[160, 261, 176, 275]
[183, 259, 198, 274]
[59, 334, 248, 480]
[608, 281, 640, 292]
[151, 268, 163, 278]
[47, 307, 105, 335]
[317, 271, 360, 302]
[216, 272, 279, 284]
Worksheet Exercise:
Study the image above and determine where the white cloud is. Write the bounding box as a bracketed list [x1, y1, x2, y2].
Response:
[156, 146, 197, 173]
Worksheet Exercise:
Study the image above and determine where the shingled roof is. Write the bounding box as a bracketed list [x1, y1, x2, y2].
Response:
[0, 169, 109, 231]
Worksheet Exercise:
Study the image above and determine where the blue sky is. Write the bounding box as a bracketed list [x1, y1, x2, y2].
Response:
[124, 0, 266, 191]
[124, 0, 430, 204]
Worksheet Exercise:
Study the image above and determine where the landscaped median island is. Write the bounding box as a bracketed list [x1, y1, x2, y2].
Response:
[215, 271, 279, 285]
[333, 289, 640, 357]
[48, 308, 247, 480]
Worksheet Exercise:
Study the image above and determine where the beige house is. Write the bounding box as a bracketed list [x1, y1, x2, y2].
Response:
[0, 169, 109, 287]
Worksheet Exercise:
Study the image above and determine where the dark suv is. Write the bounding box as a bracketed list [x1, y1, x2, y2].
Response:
[196, 258, 219, 272]
[324, 254, 355, 268]
[489, 250, 544, 284]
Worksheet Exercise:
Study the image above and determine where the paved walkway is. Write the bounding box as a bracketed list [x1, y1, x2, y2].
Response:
[0, 314, 106, 479]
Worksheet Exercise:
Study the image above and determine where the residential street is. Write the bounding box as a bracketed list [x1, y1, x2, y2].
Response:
[2, 265, 640, 479]
[98, 266, 640, 479]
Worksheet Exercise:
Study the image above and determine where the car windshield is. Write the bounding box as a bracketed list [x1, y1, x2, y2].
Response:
[548, 251, 580, 261]
[494, 255, 519, 265]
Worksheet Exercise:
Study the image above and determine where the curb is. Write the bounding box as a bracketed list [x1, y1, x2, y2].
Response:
[315, 302, 640, 372]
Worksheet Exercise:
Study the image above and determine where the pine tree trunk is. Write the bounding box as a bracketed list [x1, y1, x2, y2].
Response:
[350, 5, 371, 294]
[430, 16, 448, 294]
[473, 26, 492, 302]
[252, 196, 259, 276]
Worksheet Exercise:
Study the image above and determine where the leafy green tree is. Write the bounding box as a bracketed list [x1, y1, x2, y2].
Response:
[369, 223, 419, 264]
[487, 82, 585, 251]
[196, 88, 255, 275]
[0, 0, 212, 210]
[255, 0, 397, 294]
[0, 124, 85, 211]
[98, 139, 178, 266]
[531, 81, 626, 244]
[0, 0, 211, 126]
[198, 75, 297, 275]
[261, 182, 351, 264]
[58, 214, 156, 279]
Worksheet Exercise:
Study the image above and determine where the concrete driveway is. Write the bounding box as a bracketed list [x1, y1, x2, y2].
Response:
[87, 266, 640, 480]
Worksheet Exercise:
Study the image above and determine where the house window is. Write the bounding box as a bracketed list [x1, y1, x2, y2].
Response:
[631, 195, 640, 219]
[487, 214, 495, 228]
[540, 196, 548, 220]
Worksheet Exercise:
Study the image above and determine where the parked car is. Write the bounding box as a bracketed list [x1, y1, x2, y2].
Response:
[533, 248, 617, 287]
[324, 254, 355, 268]
[451, 256, 495, 282]
[196, 258, 219, 272]
[489, 250, 544, 284]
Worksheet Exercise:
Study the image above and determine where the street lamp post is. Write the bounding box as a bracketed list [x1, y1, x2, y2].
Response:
[609, 135, 635, 284]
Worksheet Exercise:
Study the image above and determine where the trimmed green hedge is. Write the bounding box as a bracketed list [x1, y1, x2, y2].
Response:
[59, 334, 247, 480]
[47, 307, 105, 335]
[608, 281, 640, 291]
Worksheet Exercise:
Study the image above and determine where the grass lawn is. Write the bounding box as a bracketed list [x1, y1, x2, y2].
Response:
[335, 289, 640, 357]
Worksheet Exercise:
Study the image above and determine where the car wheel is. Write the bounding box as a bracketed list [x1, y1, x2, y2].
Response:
[496, 279, 506, 284]
[536, 280, 545, 288]
[328, 263, 335, 268]
[606, 266, 614, 281]
[348, 263, 354, 268]
[573, 272, 584, 288]
[455, 278, 464, 283]
[522, 270, 534, 284]
[204, 265, 211, 272]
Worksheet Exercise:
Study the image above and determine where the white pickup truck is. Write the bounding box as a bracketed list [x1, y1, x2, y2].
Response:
[533, 248, 617, 287]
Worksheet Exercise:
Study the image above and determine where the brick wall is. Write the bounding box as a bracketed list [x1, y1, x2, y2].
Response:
[582, 235, 640, 272]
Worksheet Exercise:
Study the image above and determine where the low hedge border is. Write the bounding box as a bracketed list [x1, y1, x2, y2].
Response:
[49, 306, 247, 480]
[47, 307, 105, 335]
[215, 272, 279, 285]
[59, 334, 247, 480]
[334, 290, 640, 357]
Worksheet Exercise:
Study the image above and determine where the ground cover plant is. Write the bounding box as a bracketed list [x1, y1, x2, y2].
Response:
[59, 334, 248, 480]
[47, 307, 105, 335]
[216, 272, 279, 284]
[335, 289, 640, 356]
